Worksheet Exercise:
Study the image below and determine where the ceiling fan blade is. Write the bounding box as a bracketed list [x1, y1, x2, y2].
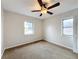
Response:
[40, 13, 42, 16]
[32, 10, 41, 12]
[47, 11, 53, 15]
[43, 4, 47, 8]
[38, 0, 44, 7]
[47, 2, 60, 10]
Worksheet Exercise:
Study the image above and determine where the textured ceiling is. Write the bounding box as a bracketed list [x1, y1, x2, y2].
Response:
[2, 0, 78, 19]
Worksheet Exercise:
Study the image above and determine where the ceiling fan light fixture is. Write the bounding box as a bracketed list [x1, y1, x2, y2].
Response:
[43, 0, 51, 3]
[41, 6, 47, 14]
[32, 0, 60, 16]
[41, 9, 47, 14]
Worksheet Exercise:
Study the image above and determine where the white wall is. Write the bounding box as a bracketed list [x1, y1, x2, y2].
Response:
[1, 8, 5, 56]
[43, 8, 78, 53]
[4, 11, 43, 49]
[73, 15, 78, 53]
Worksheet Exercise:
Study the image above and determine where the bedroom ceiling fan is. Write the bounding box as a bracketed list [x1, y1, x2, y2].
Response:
[32, 0, 60, 16]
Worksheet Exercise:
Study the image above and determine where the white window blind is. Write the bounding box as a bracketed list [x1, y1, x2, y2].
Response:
[62, 18, 73, 36]
[24, 22, 34, 35]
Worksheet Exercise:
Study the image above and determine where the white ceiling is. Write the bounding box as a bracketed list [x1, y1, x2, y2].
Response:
[2, 0, 78, 19]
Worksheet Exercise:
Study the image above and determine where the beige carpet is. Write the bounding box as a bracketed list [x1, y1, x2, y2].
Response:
[2, 41, 78, 59]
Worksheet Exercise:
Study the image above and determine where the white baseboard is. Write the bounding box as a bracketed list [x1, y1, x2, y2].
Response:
[1, 48, 5, 58]
[45, 39, 72, 50]
[6, 39, 43, 49]
[73, 49, 78, 54]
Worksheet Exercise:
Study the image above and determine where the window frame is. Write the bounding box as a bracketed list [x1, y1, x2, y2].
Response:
[61, 17, 74, 36]
[24, 21, 34, 35]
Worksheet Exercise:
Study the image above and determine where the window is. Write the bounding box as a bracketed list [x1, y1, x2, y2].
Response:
[24, 22, 34, 35]
[62, 18, 73, 36]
